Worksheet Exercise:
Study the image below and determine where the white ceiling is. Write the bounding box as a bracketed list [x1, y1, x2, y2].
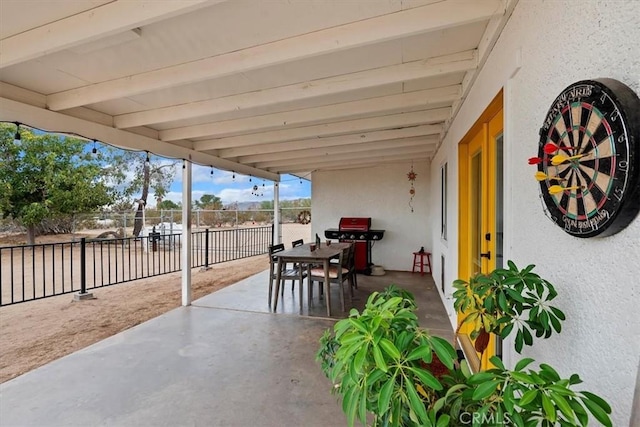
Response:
[0, 0, 516, 181]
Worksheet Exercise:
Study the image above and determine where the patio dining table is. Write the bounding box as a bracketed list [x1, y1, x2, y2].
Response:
[273, 242, 351, 317]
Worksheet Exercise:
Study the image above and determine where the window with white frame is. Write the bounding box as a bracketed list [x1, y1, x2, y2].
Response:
[441, 162, 448, 240]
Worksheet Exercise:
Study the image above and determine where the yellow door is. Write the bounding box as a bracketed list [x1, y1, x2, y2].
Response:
[458, 91, 504, 371]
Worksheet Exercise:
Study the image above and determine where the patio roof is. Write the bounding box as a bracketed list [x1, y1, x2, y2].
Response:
[0, 0, 516, 181]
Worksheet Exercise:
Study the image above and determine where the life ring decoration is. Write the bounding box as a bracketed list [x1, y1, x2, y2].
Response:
[297, 210, 311, 224]
[530, 78, 640, 237]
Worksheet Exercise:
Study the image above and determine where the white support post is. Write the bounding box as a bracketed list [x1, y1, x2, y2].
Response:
[273, 182, 281, 245]
[181, 160, 192, 306]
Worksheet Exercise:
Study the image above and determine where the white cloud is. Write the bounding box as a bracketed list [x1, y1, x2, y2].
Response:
[192, 164, 215, 183]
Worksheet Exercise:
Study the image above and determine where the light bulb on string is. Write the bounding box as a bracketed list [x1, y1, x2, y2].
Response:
[232, 171, 235, 180]
[249, 175, 252, 182]
[92, 140, 97, 154]
[210, 166, 214, 177]
[145, 151, 150, 166]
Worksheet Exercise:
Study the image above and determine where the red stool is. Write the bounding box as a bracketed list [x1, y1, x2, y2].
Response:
[412, 251, 432, 276]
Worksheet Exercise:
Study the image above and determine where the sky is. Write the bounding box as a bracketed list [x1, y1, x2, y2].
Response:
[162, 163, 311, 206]
[128, 152, 311, 207]
[16, 127, 311, 207]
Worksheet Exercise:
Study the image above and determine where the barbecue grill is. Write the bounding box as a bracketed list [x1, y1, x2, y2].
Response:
[324, 217, 384, 275]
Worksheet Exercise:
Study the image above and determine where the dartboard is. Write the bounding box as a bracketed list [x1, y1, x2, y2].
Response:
[537, 78, 640, 237]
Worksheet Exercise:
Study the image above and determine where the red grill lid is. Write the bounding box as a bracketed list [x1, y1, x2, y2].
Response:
[339, 217, 371, 231]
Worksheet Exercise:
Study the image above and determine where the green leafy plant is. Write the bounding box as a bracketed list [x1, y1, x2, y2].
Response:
[317, 281, 612, 427]
[317, 285, 457, 426]
[437, 356, 612, 427]
[453, 261, 565, 353]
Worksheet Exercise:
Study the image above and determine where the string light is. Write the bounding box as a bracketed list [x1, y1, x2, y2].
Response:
[145, 151, 150, 166]
[232, 171, 235, 180]
[92, 140, 97, 154]
[210, 166, 214, 176]
[249, 175, 252, 182]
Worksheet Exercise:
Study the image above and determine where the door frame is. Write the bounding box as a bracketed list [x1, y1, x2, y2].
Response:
[457, 90, 503, 372]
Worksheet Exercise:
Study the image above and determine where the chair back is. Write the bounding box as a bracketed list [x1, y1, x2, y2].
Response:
[346, 243, 356, 269]
[340, 245, 351, 269]
[291, 239, 304, 247]
[268, 243, 285, 261]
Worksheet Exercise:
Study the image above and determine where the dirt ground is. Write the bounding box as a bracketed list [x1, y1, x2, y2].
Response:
[0, 233, 270, 384]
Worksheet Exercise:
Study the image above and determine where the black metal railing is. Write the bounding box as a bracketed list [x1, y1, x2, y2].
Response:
[0, 225, 273, 306]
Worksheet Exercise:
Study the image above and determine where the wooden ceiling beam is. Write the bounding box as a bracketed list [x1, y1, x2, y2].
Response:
[192, 109, 449, 151]
[114, 50, 476, 128]
[46, 0, 503, 110]
[0, 0, 222, 69]
[165, 87, 458, 142]
[218, 125, 441, 159]
[266, 151, 434, 174]
[247, 136, 438, 166]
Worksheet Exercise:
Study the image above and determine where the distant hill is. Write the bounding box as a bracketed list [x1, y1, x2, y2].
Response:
[223, 198, 310, 210]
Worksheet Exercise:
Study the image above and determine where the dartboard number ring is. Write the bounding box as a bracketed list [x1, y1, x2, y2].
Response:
[538, 78, 640, 237]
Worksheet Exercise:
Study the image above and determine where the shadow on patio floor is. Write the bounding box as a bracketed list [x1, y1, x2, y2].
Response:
[0, 269, 453, 427]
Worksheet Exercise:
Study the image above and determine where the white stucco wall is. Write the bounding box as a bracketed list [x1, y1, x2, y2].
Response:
[312, 161, 431, 271]
[431, 0, 640, 424]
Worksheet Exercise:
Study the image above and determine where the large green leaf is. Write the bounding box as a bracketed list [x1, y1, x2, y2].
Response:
[407, 345, 432, 362]
[541, 393, 557, 422]
[353, 343, 368, 373]
[580, 391, 612, 413]
[358, 387, 368, 425]
[581, 396, 612, 427]
[550, 306, 566, 320]
[514, 358, 536, 372]
[429, 336, 456, 370]
[550, 391, 574, 422]
[436, 414, 450, 427]
[346, 385, 360, 427]
[518, 389, 538, 406]
[405, 378, 429, 425]
[372, 345, 388, 373]
[379, 338, 401, 360]
[467, 372, 496, 385]
[539, 363, 560, 382]
[348, 318, 369, 334]
[378, 376, 395, 415]
[510, 371, 537, 384]
[515, 329, 524, 353]
[472, 380, 500, 400]
[410, 367, 443, 391]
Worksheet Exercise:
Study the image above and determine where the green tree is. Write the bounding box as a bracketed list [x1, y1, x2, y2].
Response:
[157, 199, 180, 210]
[0, 124, 114, 244]
[194, 194, 222, 210]
[102, 148, 177, 236]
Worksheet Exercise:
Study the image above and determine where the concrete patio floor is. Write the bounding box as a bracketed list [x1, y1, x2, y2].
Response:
[0, 269, 453, 427]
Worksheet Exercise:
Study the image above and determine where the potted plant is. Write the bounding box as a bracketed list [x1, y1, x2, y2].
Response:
[317, 264, 612, 427]
[452, 261, 565, 355]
